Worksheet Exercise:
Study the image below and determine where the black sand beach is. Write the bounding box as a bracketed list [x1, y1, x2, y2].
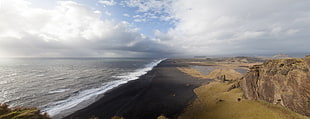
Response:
[63, 59, 207, 119]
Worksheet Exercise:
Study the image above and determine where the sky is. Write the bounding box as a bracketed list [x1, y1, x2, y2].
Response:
[0, 0, 310, 58]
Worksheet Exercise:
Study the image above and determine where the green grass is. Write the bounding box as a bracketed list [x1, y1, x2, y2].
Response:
[177, 67, 243, 80]
[179, 81, 308, 119]
[0, 104, 51, 119]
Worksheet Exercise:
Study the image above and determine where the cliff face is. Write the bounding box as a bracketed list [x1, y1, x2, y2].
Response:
[241, 56, 310, 117]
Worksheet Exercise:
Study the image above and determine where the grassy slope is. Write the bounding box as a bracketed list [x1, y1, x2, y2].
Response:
[177, 65, 308, 119]
[0, 104, 51, 119]
[179, 81, 307, 119]
[177, 66, 243, 80]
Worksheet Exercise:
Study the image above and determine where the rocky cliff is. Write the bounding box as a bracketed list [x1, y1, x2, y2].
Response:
[241, 56, 310, 117]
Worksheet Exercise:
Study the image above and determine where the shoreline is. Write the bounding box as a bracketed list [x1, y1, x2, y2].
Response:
[63, 59, 209, 119]
[44, 59, 163, 119]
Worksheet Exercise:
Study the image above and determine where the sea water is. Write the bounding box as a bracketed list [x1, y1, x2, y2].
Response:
[0, 58, 163, 118]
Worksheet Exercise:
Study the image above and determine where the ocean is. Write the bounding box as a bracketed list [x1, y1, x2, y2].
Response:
[0, 58, 163, 118]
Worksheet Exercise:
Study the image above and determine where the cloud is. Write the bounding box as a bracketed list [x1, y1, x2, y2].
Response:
[152, 0, 310, 56]
[0, 0, 170, 57]
[122, 0, 175, 22]
[169, 0, 310, 54]
[2, 0, 310, 58]
[122, 0, 171, 13]
[123, 13, 130, 17]
[104, 11, 112, 16]
[98, 0, 116, 6]
[134, 19, 146, 22]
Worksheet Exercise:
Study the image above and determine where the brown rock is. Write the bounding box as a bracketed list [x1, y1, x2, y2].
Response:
[241, 56, 310, 117]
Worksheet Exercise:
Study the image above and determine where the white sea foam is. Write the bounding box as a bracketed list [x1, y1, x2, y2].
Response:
[48, 89, 70, 94]
[0, 80, 8, 85]
[42, 59, 165, 118]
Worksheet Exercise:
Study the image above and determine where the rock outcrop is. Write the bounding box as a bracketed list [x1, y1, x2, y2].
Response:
[241, 56, 310, 117]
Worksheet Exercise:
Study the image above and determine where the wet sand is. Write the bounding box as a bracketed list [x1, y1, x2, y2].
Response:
[64, 59, 208, 119]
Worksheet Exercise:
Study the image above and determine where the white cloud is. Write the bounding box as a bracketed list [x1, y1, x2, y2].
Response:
[0, 0, 170, 57]
[134, 19, 146, 22]
[104, 11, 111, 16]
[93, 10, 101, 14]
[286, 29, 299, 35]
[133, 15, 141, 18]
[123, 13, 130, 17]
[98, 0, 116, 6]
[123, 0, 171, 13]
[122, 0, 175, 22]
[2, 0, 310, 58]
[153, 0, 310, 56]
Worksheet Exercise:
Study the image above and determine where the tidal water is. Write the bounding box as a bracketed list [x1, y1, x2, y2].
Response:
[0, 58, 163, 118]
